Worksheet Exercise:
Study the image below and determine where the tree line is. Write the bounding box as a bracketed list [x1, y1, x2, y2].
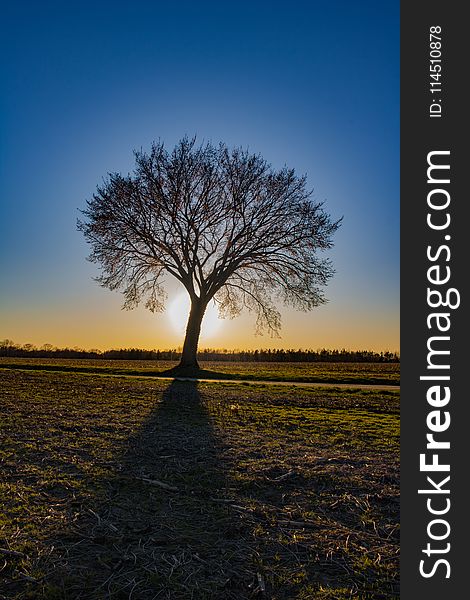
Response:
[0, 340, 399, 363]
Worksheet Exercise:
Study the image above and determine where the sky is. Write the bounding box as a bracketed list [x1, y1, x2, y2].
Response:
[0, 0, 399, 352]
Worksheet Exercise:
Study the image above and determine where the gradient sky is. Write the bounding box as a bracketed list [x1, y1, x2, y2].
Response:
[0, 0, 399, 352]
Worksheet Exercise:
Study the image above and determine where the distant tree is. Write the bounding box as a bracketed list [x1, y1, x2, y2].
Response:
[78, 137, 341, 370]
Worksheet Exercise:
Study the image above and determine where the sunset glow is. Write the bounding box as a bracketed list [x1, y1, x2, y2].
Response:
[167, 293, 223, 341]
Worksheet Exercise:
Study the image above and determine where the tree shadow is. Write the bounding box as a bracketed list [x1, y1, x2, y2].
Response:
[158, 366, 247, 381]
[43, 380, 256, 599]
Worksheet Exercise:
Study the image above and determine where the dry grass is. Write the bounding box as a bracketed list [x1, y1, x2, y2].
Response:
[0, 358, 400, 385]
[0, 368, 399, 599]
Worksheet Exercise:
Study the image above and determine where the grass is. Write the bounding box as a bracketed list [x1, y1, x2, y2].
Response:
[0, 358, 400, 385]
[0, 367, 399, 599]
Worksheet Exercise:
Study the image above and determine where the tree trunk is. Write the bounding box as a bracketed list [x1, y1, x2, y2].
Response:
[178, 299, 206, 369]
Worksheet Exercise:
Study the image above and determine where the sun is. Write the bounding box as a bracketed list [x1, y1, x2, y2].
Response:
[167, 292, 223, 340]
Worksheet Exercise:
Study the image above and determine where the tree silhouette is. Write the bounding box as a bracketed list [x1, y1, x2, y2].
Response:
[78, 137, 341, 370]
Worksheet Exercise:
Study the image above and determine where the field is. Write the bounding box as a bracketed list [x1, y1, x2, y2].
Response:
[0, 359, 400, 386]
[0, 362, 399, 599]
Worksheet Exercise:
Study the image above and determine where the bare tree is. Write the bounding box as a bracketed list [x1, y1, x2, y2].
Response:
[78, 137, 341, 370]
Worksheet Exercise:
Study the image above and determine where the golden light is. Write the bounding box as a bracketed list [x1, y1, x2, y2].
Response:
[167, 292, 223, 340]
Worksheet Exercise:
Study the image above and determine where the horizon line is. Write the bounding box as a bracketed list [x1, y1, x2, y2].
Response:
[1, 339, 400, 356]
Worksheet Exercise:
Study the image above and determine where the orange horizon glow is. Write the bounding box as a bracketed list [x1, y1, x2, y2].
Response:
[1, 290, 400, 355]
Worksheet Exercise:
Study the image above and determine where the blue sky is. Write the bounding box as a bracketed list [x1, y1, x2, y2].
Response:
[0, 1, 399, 351]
